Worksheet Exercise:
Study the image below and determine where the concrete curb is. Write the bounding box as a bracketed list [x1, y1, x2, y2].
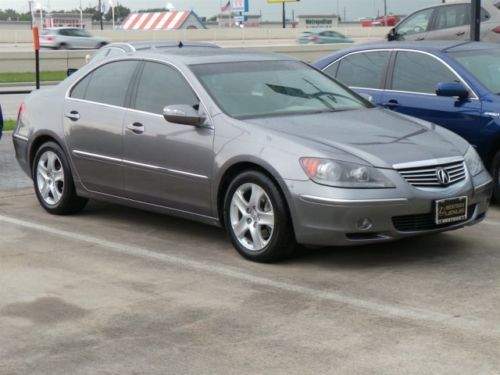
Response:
[0, 81, 60, 88]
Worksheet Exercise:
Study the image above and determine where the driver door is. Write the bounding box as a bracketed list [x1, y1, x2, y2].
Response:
[122, 61, 214, 216]
[394, 7, 435, 41]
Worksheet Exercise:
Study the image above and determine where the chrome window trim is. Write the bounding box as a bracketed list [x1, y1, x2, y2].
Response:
[72, 150, 209, 180]
[64, 57, 213, 126]
[393, 156, 464, 170]
[322, 48, 479, 100]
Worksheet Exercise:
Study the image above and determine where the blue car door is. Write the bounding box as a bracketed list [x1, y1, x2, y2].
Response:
[382, 50, 487, 148]
[321, 50, 391, 105]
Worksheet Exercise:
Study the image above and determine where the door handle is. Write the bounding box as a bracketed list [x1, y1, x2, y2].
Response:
[383, 99, 400, 109]
[127, 122, 145, 134]
[65, 110, 80, 122]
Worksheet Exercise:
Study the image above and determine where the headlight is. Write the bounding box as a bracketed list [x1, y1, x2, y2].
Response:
[464, 146, 484, 177]
[300, 158, 395, 188]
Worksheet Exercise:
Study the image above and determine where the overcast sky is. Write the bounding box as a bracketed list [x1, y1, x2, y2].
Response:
[1, 0, 444, 21]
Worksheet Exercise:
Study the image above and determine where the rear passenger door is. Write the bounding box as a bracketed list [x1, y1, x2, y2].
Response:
[382, 51, 486, 147]
[322, 50, 391, 104]
[64, 60, 139, 195]
[429, 4, 470, 40]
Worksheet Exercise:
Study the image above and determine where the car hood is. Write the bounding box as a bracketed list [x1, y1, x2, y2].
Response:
[245, 108, 468, 168]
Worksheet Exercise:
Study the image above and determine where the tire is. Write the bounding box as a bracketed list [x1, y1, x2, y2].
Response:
[491, 150, 500, 203]
[223, 170, 296, 263]
[97, 42, 108, 49]
[57, 43, 68, 50]
[32, 142, 88, 215]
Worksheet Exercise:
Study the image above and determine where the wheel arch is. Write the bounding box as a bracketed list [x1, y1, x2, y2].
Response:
[215, 160, 296, 230]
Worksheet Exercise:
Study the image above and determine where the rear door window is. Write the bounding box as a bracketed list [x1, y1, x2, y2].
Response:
[434, 4, 469, 30]
[324, 51, 390, 89]
[70, 60, 138, 107]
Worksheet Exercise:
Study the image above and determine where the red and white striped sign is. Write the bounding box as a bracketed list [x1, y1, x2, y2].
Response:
[121, 11, 190, 30]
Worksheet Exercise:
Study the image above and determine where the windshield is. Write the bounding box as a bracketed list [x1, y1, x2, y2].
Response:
[190, 60, 369, 119]
[450, 49, 500, 94]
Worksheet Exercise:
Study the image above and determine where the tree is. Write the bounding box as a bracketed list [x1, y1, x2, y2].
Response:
[105, 4, 130, 21]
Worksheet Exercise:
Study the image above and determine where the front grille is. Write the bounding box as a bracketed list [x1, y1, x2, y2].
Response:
[397, 161, 466, 188]
[392, 205, 475, 232]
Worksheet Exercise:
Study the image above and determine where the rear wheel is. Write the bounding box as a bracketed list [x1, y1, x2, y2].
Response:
[491, 150, 500, 203]
[223, 171, 296, 263]
[33, 142, 87, 215]
[57, 43, 68, 50]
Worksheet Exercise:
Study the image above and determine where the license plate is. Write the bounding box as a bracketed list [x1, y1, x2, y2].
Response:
[435, 196, 468, 225]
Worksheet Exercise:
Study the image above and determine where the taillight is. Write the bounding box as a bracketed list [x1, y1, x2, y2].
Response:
[46, 35, 54, 41]
[492, 26, 500, 33]
[310, 35, 319, 42]
[17, 103, 25, 122]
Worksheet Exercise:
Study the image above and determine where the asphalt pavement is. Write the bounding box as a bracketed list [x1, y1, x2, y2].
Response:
[1, 132, 500, 374]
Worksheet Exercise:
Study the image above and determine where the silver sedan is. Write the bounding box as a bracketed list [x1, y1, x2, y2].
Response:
[13, 48, 493, 262]
[40, 28, 109, 50]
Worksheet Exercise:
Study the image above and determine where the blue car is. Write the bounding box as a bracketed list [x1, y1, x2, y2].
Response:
[313, 41, 500, 201]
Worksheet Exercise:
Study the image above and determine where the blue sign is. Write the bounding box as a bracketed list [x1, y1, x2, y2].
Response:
[232, 0, 249, 13]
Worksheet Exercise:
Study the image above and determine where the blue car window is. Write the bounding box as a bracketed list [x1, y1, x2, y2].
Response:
[329, 51, 390, 89]
[0, 104, 3, 140]
[392, 51, 458, 94]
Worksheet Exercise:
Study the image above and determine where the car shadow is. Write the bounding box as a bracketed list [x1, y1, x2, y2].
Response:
[79, 200, 475, 269]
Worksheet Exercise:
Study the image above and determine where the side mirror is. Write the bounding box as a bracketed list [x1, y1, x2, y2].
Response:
[67, 68, 78, 77]
[163, 105, 206, 126]
[387, 28, 397, 41]
[436, 82, 469, 100]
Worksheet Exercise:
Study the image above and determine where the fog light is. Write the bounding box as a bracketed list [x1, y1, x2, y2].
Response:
[356, 218, 373, 231]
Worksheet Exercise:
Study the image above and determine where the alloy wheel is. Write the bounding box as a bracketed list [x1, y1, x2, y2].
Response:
[36, 150, 65, 206]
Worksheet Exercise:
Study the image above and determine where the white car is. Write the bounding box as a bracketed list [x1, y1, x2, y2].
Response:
[40, 28, 109, 50]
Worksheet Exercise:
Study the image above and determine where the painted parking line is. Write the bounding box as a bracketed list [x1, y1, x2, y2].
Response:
[0, 213, 498, 338]
[484, 220, 500, 226]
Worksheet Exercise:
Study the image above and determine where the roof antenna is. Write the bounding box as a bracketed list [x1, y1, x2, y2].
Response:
[178, 41, 184, 48]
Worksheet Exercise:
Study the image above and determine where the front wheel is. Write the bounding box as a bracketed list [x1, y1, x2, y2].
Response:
[491, 151, 500, 203]
[223, 171, 296, 263]
[33, 142, 88, 215]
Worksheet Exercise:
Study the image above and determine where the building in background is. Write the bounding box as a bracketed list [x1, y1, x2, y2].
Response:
[121, 11, 206, 30]
[297, 14, 340, 29]
[46, 13, 93, 29]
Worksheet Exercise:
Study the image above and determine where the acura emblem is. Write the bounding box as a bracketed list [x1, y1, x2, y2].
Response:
[436, 168, 450, 185]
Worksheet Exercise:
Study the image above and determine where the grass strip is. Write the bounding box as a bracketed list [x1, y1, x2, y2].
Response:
[3, 120, 16, 131]
[0, 71, 66, 83]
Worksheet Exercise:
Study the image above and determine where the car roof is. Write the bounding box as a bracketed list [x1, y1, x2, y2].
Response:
[136, 47, 296, 65]
[331, 40, 500, 54]
[103, 41, 220, 53]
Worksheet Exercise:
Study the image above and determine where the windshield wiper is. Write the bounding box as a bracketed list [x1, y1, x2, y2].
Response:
[266, 83, 336, 110]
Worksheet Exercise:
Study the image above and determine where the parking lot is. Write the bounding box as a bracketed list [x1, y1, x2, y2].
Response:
[1, 129, 500, 374]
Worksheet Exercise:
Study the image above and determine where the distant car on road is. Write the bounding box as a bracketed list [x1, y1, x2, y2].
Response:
[314, 41, 500, 201]
[40, 28, 109, 50]
[13, 48, 492, 262]
[387, 1, 500, 42]
[297, 30, 353, 44]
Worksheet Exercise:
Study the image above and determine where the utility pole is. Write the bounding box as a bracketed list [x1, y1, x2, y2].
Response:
[384, 0, 387, 18]
[471, 0, 481, 41]
[98, 0, 104, 30]
[282, 2, 286, 28]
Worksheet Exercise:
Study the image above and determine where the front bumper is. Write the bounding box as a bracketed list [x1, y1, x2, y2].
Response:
[286, 172, 493, 247]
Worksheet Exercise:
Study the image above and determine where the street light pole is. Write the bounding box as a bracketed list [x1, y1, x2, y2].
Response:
[98, 0, 104, 30]
[471, 0, 481, 41]
[282, 2, 286, 28]
[384, 0, 387, 18]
